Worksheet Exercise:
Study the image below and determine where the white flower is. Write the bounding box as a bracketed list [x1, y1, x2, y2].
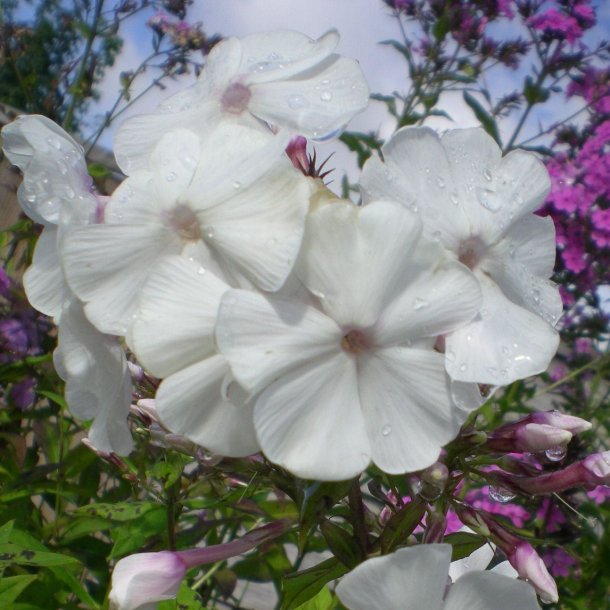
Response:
[360, 127, 562, 386]
[62, 122, 311, 336]
[1, 115, 133, 455]
[216, 199, 483, 480]
[109, 551, 186, 610]
[336, 544, 541, 610]
[130, 255, 259, 457]
[114, 30, 369, 173]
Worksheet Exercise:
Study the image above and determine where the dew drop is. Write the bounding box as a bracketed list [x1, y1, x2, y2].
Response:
[413, 297, 428, 311]
[204, 226, 215, 239]
[432, 230, 442, 242]
[320, 90, 332, 102]
[197, 266, 206, 275]
[46, 136, 61, 150]
[65, 186, 75, 199]
[483, 168, 493, 182]
[449, 191, 459, 205]
[232, 181, 241, 190]
[459, 363, 467, 372]
[545, 445, 567, 462]
[476, 187, 501, 212]
[489, 485, 516, 503]
[381, 424, 392, 437]
[446, 350, 456, 362]
[436, 177, 445, 188]
[166, 171, 177, 182]
[532, 289, 541, 304]
[287, 94, 308, 109]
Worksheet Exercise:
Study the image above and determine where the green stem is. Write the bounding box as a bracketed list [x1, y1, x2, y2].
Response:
[534, 355, 609, 399]
[348, 477, 368, 555]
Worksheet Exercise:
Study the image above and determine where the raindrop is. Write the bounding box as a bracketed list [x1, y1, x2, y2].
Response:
[381, 424, 392, 437]
[410, 477, 424, 496]
[532, 289, 541, 304]
[197, 266, 206, 275]
[320, 91, 332, 102]
[436, 177, 445, 188]
[545, 445, 567, 462]
[476, 187, 501, 212]
[321, 78, 330, 85]
[204, 226, 215, 239]
[412, 297, 428, 311]
[232, 181, 241, 190]
[459, 363, 467, 372]
[489, 485, 516, 503]
[166, 171, 177, 182]
[287, 94, 308, 109]
[483, 168, 493, 182]
[446, 350, 456, 362]
[46, 136, 61, 150]
[432, 230, 442, 242]
[501, 345, 510, 355]
[65, 186, 75, 199]
[449, 191, 459, 205]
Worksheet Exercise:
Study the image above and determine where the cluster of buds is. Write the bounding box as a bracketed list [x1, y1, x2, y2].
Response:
[147, 10, 218, 52]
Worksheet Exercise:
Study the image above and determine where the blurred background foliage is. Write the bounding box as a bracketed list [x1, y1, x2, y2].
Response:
[0, 0, 609, 608]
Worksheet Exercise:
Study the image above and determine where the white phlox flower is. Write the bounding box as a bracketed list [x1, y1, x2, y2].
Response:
[61, 122, 311, 336]
[216, 199, 483, 481]
[130, 255, 259, 457]
[114, 29, 369, 173]
[1, 115, 133, 455]
[335, 544, 541, 610]
[360, 127, 562, 386]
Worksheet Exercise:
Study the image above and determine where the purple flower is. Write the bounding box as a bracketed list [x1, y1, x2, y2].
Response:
[10, 378, 36, 410]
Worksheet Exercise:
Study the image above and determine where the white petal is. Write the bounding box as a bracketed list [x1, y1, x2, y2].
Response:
[449, 541, 494, 581]
[483, 216, 562, 326]
[131, 255, 228, 378]
[361, 127, 470, 250]
[491, 561, 519, 578]
[23, 227, 67, 319]
[156, 355, 259, 457]
[62, 223, 181, 335]
[375, 260, 481, 345]
[149, 129, 200, 202]
[216, 290, 342, 394]
[249, 56, 369, 139]
[254, 352, 370, 480]
[240, 30, 339, 84]
[359, 348, 466, 473]
[444, 571, 540, 610]
[445, 275, 560, 384]
[192, 150, 310, 291]
[53, 300, 133, 455]
[199, 37, 242, 89]
[297, 199, 422, 328]
[336, 544, 450, 610]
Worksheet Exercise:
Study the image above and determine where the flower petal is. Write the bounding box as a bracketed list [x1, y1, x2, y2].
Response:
[297, 199, 422, 328]
[216, 289, 341, 394]
[361, 127, 470, 250]
[359, 347, 467, 473]
[131, 255, 228, 378]
[445, 274, 559, 384]
[444, 571, 540, 610]
[156, 355, 259, 457]
[254, 352, 370, 480]
[336, 544, 450, 610]
[249, 56, 369, 139]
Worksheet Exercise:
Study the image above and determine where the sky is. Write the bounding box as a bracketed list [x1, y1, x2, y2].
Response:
[89, 0, 609, 185]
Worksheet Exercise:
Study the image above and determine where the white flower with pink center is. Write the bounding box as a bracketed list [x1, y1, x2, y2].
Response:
[361, 127, 562, 385]
[114, 30, 369, 173]
[215, 200, 483, 480]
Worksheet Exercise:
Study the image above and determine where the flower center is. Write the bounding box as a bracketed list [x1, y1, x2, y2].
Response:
[457, 235, 487, 270]
[221, 83, 252, 114]
[165, 204, 201, 241]
[341, 329, 371, 354]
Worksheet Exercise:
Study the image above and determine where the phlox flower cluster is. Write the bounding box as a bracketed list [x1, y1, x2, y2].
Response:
[1, 28, 563, 485]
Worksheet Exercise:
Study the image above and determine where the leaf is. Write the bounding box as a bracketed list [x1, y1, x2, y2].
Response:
[109, 507, 167, 558]
[0, 575, 37, 603]
[320, 520, 362, 568]
[463, 91, 501, 146]
[37, 389, 68, 410]
[158, 583, 204, 609]
[293, 586, 335, 610]
[0, 521, 14, 544]
[87, 162, 110, 179]
[380, 499, 426, 554]
[72, 501, 159, 522]
[281, 557, 349, 610]
[49, 568, 100, 609]
[0, 542, 80, 567]
[523, 76, 549, 105]
[444, 531, 488, 561]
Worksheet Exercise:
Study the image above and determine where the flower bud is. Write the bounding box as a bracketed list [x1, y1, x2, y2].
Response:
[507, 542, 558, 604]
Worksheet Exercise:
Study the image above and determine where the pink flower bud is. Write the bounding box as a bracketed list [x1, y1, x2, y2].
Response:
[516, 423, 572, 452]
[286, 136, 309, 173]
[508, 542, 558, 604]
[528, 411, 592, 435]
[109, 551, 186, 610]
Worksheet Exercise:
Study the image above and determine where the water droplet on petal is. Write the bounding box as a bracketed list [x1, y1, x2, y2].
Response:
[287, 94, 308, 109]
[459, 363, 467, 372]
[320, 90, 332, 102]
[436, 177, 445, 188]
[204, 226, 215, 239]
[232, 181, 241, 190]
[413, 297, 428, 311]
[197, 266, 206, 275]
[533, 289, 541, 304]
[476, 187, 501, 212]
[46, 136, 61, 150]
[483, 168, 493, 182]
[489, 485, 516, 503]
[166, 171, 177, 182]
[450, 191, 459, 205]
[545, 445, 567, 462]
[446, 350, 456, 362]
[381, 424, 392, 437]
[432, 230, 442, 242]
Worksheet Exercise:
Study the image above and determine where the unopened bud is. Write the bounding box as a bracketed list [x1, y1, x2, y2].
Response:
[507, 541, 558, 604]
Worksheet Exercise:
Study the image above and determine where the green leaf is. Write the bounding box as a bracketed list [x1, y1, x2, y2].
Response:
[293, 586, 335, 610]
[0, 521, 14, 544]
[49, 568, 100, 609]
[158, 582, 204, 609]
[462, 91, 501, 146]
[444, 531, 488, 561]
[523, 76, 549, 105]
[72, 501, 159, 522]
[0, 542, 80, 567]
[380, 499, 426, 554]
[87, 162, 110, 179]
[37, 389, 68, 410]
[110, 507, 167, 558]
[320, 520, 362, 568]
[281, 557, 349, 610]
[0, 575, 37, 603]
